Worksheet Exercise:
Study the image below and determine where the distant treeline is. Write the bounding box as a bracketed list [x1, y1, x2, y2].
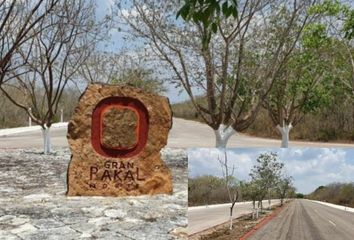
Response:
[307, 183, 354, 208]
[189, 175, 296, 207]
[0, 68, 163, 129]
[172, 96, 354, 143]
[0, 87, 81, 129]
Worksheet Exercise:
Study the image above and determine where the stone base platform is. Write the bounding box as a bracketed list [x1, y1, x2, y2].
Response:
[0, 148, 187, 240]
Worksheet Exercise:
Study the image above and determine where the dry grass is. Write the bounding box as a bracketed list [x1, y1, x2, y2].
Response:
[171, 100, 354, 142]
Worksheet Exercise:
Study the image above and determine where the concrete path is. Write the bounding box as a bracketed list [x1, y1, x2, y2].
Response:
[188, 200, 280, 235]
[0, 118, 353, 149]
[249, 199, 354, 240]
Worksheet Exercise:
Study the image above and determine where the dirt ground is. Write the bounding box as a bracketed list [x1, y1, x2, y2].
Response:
[189, 203, 289, 240]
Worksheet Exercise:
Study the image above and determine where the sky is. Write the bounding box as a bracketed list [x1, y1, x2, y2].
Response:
[188, 148, 354, 194]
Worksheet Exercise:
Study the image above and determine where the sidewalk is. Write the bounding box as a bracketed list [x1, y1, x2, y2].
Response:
[0, 122, 68, 137]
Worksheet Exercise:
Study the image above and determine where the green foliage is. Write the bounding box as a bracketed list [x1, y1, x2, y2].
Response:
[296, 193, 304, 198]
[177, 0, 238, 48]
[250, 153, 284, 184]
[240, 180, 263, 202]
[249, 152, 284, 204]
[266, 20, 333, 127]
[307, 183, 354, 207]
[188, 175, 234, 206]
[189, 152, 295, 207]
[302, 23, 330, 49]
[308, 0, 342, 16]
[308, 0, 354, 40]
[343, 9, 354, 39]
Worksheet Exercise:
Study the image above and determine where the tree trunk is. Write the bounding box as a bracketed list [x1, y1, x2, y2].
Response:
[268, 197, 271, 210]
[276, 123, 293, 148]
[214, 124, 236, 148]
[41, 127, 51, 154]
[252, 200, 256, 219]
[229, 205, 234, 230]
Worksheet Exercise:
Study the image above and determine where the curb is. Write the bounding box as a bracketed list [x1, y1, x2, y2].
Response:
[239, 204, 286, 240]
[188, 214, 246, 238]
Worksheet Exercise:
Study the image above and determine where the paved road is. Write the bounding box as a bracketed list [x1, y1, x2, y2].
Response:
[0, 118, 353, 149]
[188, 200, 280, 235]
[249, 199, 354, 240]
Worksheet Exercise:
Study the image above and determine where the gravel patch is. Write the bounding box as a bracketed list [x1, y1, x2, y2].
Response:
[0, 148, 187, 240]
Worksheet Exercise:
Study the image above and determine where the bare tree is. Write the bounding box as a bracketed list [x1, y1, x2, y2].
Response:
[116, 0, 316, 147]
[78, 51, 128, 84]
[78, 50, 166, 94]
[218, 150, 239, 230]
[1, 0, 101, 154]
[0, 0, 59, 86]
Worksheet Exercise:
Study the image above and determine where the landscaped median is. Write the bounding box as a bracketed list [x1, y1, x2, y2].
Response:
[188, 200, 291, 240]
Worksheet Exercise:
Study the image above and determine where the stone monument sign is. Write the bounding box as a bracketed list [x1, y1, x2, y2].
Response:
[66, 84, 173, 196]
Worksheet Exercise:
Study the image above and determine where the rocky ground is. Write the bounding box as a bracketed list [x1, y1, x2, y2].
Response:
[0, 148, 187, 240]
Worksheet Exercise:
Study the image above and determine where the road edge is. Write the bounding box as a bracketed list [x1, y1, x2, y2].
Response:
[307, 199, 354, 213]
[187, 213, 248, 238]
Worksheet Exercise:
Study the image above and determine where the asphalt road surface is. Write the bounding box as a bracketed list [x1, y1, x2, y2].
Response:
[188, 200, 280, 235]
[249, 199, 354, 240]
[0, 118, 353, 149]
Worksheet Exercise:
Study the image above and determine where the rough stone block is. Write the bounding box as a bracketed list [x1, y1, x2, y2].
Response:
[101, 107, 138, 150]
[66, 84, 173, 196]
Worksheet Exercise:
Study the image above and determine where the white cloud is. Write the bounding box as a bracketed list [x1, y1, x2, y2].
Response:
[188, 148, 256, 181]
[188, 148, 354, 194]
[120, 5, 150, 19]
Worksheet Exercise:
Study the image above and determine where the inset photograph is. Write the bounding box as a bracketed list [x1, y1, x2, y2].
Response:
[188, 148, 354, 240]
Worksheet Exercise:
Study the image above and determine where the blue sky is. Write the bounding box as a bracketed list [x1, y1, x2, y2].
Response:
[188, 148, 354, 194]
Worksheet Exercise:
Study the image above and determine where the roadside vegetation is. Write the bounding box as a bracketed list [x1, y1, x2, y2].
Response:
[172, 98, 354, 143]
[189, 152, 296, 207]
[188, 203, 287, 240]
[2, 0, 354, 151]
[307, 182, 354, 208]
[0, 1, 166, 154]
[122, 0, 354, 147]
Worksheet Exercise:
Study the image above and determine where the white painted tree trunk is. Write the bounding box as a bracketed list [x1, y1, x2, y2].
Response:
[276, 123, 293, 148]
[214, 124, 236, 148]
[60, 109, 64, 122]
[41, 127, 51, 154]
[28, 108, 32, 126]
[268, 190, 271, 209]
[229, 205, 234, 230]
